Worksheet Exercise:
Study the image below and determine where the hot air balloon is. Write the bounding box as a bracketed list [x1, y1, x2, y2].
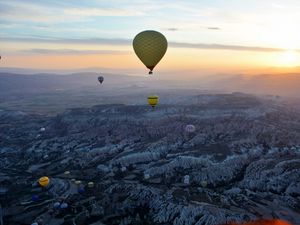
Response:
[98, 76, 104, 84]
[148, 95, 159, 108]
[31, 195, 39, 202]
[78, 186, 85, 194]
[75, 180, 82, 185]
[38, 176, 50, 187]
[60, 202, 68, 209]
[185, 124, 196, 133]
[87, 182, 94, 188]
[40, 127, 46, 132]
[53, 202, 61, 209]
[201, 180, 207, 188]
[133, 30, 168, 74]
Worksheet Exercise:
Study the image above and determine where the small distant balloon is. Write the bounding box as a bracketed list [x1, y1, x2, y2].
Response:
[38, 176, 50, 187]
[78, 186, 85, 194]
[64, 171, 70, 175]
[31, 195, 39, 202]
[148, 95, 159, 108]
[60, 202, 68, 209]
[87, 182, 94, 188]
[53, 202, 61, 209]
[75, 180, 82, 185]
[201, 180, 207, 188]
[185, 124, 196, 133]
[98, 76, 104, 84]
[40, 127, 46, 132]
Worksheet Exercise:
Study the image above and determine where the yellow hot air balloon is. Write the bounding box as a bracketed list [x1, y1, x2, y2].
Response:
[148, 95, 159, 108]
[133, 30, 168, 74]
[39, 176, 50, 187]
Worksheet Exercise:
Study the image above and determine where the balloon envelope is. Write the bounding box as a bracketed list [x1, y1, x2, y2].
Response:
[78, 187, 85, 194]
[75, 180, 82, 185]
[38, 176, 50, 187]
[31, 195, 39, 202]
[87, 182, 94, 188]
[53, 202, 61, 208]
[98, 76, 104, 84]
[148, 95, 159, 108]
[133, 30, 167, 74]
[60, 202, 68, 209]
[185, 124, 196, 133]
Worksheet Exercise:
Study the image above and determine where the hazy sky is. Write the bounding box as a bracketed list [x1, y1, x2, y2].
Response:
[1, 0, 300, 75]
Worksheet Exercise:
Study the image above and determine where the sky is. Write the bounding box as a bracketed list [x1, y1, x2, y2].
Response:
[1, 0, 300, 76]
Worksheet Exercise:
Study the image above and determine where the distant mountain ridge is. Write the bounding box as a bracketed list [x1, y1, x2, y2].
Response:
[2, 71, 300, 96]
[0, 72, 144, 94]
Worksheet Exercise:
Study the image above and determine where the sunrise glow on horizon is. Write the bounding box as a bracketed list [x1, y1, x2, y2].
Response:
[1, 0, 300, 75]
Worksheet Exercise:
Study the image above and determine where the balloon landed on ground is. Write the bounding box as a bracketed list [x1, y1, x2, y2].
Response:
[74, 180, 82, 185]
[38, 176, 50, 187]
[87, 182, 94, 188]
[31, 195, 39, 202]
[148, 95, 159, 108]
[53, 202, 61, 209]
[185, 124, 196, 133]
[98, 76, 104, 84]
[78, 186, 85, 194]
[144, 173, 150, 180]
[201, 180, 207, 188]
[133, 30, 168, 74]
[60, 202, 68, 209]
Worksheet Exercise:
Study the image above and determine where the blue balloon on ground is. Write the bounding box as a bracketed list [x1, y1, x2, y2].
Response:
[60, 202, 68, 209]
[53, 202, 61, 209]
[31, 195, 39, 202]
[78, 187, 85, 194]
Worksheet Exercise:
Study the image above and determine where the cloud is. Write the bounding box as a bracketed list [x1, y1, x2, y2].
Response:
[169, 42, 285, 52]
[1, 37, 291, 53]
[166, 28, 178, 31]
[0, 37, 131, 45]
[64, 8, 144, 17]
[207, 27, 221, 30]
[22, 49, 131, 55]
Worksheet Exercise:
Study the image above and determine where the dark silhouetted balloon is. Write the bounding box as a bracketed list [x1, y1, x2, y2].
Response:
[98, 76, 104, 84]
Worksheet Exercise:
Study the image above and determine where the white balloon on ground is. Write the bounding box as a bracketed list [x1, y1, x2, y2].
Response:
[185, 124, 196, 133]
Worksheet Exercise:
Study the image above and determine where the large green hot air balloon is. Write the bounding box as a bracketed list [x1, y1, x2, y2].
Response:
[133, 30, 168, 74]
